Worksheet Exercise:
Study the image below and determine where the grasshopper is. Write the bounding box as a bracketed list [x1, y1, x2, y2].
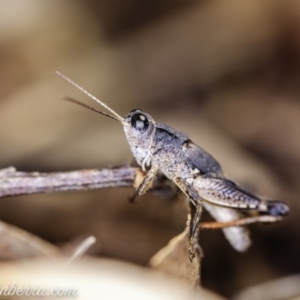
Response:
[57, 72, 289, 260]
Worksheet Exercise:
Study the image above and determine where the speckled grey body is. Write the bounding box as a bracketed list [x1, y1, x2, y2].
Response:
[124, 112, 270, 212]
[123, 109, 289, 253]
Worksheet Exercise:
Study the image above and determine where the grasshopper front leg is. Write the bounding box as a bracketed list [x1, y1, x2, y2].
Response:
[130, 167, 157, 203]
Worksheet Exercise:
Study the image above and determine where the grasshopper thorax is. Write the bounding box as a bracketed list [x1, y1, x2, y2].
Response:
[123, 109, 156, 169]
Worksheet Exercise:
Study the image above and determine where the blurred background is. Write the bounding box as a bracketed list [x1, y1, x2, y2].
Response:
[0, 0, 299, 298]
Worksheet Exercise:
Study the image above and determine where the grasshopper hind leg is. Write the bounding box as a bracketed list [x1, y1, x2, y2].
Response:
[175, 177, 202, 261]
[187, 201, 203, 261]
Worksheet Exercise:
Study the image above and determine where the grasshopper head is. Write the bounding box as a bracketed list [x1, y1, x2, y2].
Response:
[56, 71, 157, 169]
[123, 109, 156, 168]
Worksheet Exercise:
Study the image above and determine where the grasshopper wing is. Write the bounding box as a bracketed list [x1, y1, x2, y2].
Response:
[184, 140, 223, 176]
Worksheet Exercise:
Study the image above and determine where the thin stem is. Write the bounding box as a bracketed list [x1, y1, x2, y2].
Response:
[0, 166, 138, 198]
[199, 215, 282, 229]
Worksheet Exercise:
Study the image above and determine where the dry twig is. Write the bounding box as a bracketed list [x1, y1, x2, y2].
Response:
[0, 166, 138, 198]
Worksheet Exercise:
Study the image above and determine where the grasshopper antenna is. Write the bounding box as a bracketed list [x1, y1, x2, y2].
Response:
[62, 96, 123, 123]
[56, 71, 124, 124]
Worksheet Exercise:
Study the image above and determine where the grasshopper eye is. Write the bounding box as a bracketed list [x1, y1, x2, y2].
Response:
[131, 113, 149, 133]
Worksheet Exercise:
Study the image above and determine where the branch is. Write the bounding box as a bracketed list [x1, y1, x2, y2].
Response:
[0, 166, 140, 198]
